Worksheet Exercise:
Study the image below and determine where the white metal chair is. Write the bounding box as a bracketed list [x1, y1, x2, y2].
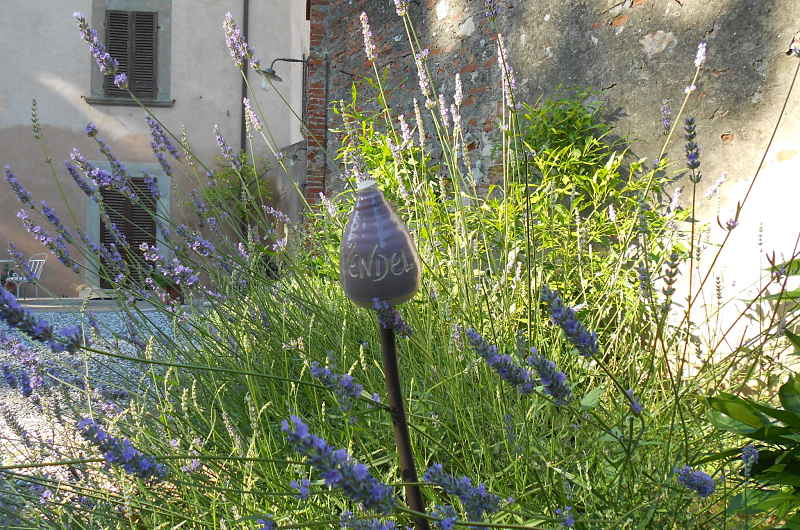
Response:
[6, 253, 47, 299]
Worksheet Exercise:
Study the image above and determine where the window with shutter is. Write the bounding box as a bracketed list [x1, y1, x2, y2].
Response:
[99, 179, 156, 288]
[103, 10, 158, 99]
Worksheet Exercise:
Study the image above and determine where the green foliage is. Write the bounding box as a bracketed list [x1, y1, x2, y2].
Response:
[707, 376, 800, 523]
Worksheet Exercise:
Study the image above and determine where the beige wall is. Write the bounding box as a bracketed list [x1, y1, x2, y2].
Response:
[0, 0, 307, 297]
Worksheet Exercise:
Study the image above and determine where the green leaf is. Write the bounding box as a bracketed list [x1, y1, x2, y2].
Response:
[580, 386, 604, 410]
[780, 376, 800, 415]
[708, 394, 771, 428]
[762, 288, 800, 301]
[786, 329, 800, 352]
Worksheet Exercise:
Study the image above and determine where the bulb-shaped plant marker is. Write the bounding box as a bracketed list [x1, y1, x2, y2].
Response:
[340, 180, 429, 529]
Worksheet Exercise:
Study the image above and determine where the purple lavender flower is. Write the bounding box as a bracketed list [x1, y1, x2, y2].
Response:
[17, 210, 80, 273]
[694, 41, 707, 68]
[675, 465, 715, 498]
[256, 517, 277, 530]
[143, 174, 160, 201]
[454, 73, 463, 107]
[113, 73, 128, 89]
[264, 205, 291, 225]
[398, 114, 413, 146]
[684, 117, 702, 182]
[360, 12, 377, 62]
[213, 124, 242, 170]
[414, 98, 426, 146]
[40, 201, 74, 244]
[393, 0, 409, 16]
[541, 285, 599, 357]
[146, 116, 180, 177]
[85, 122, 98, 136]
[4, 166, 33, 207]
[438, 94, 451, 129]
[372, 299, 413, 337]
[431, 504, 458, 529]
[526, 349, 572, 405]
[660, 99, 671, 135]
[74, 13, 119, 75]
[0, 287, 82, 353]
[77, 418, 168, 481]
[414, 50, 435, 109]
[290, 478, 311, 500]
[556, 505, 575, 528]
[281, 415, 396, 514]
[222, 12, 262, 70]
[243, 97, 262, 133]
[464, 328, 536, 394]
[625, 389, 643, 416]
[310, 361, 364, 411]
[340, 512, 398, 529]
[741, 444, 759, 476]
[7, 243, 34, 281]
[423, 463, 502, 521]
[484, 0, 499, 19]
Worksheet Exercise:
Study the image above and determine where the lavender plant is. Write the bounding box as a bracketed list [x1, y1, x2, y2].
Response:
[1, 7, 798, 530]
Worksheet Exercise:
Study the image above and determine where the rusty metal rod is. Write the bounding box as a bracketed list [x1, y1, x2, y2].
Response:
[379, 326, 429, 530]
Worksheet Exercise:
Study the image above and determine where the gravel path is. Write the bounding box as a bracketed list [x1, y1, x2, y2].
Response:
[0, 307, 175, 505]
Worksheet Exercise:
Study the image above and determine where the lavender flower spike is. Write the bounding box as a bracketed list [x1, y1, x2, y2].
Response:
[393, 0, 409, 16]
[4, 166, 33, 207]
[541, 285, 599, 357]
[360, 12, 377, 62]
[74, 12, 119, 74]
[464, 327, 536, 394]
[675, 465, 715, 498]
[694, 41, 707, 68]
[77, 418, 168, 481]
[526, 349, 572, 405]
[310, 361, 364, 412]
[281, 415, 396, 514]
[1, 287, 82, 353]
[222, 12, 262, 70]
[372, 298, 413, 337]
[424, 463, 502, 521]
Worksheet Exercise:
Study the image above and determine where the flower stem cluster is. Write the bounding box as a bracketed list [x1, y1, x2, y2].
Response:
[213, 124, 242, 170]
[464, 327, 536, 394]
[675, 465, 715, 498]
[541, 285, 599, 357]
[146, 116, 180, 178]
[77, 418, 168, 481]
[281, 415, 396, 514]
[16, 209, 80, 273]
[222, 12, 262, 70]
[360, 12, 377, 62]
[74, 13, 119, 75]
[526, 349, 572, 405]
[4, 166, 33, 207]
[1, 287, 82, 353]
[423, 463, 502, 521]
[372, 299, 413, 337]
[310, 361, 364, 412]
[684, 117, 702, 182]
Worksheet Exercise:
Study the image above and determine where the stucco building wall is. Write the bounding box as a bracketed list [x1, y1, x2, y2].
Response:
[0, 0, 308, 296]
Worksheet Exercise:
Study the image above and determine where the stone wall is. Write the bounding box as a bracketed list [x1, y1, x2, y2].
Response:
[306, 0, 800, 352]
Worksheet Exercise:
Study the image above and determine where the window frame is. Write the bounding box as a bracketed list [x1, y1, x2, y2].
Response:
[86, 0, 173, 107]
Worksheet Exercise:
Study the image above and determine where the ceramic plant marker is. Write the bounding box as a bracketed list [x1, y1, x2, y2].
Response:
[340, 179, 429, 529]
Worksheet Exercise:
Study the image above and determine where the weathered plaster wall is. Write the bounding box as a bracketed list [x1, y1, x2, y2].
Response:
[307, 0, 800, 353]
[0, 0, 308, 296]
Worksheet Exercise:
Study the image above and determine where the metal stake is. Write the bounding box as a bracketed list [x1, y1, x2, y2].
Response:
[379, 326, 430, 530]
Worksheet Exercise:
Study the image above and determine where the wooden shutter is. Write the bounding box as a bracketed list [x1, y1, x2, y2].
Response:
[103, 10, 130, 98]
[102, 10, 157, 99]
[131, 12, 158, 98]
[99, 179, 156, 288]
